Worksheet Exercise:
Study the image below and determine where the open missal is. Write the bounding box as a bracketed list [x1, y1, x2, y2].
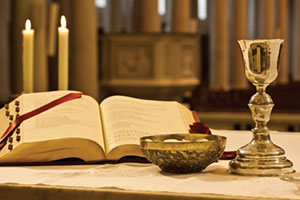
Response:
[0, 91, 197, 164]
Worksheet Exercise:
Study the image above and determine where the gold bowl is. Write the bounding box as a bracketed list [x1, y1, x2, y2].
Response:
[140, 134, 226, 173]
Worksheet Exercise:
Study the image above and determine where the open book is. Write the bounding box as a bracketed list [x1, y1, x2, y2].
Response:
[0, 91, 196, 164]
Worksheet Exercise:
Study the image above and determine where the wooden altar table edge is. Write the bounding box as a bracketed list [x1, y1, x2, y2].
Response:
[0, 183, 293, 200]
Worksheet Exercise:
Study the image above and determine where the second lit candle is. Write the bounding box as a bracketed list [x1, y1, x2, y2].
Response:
[58, 15, 69, 90]
[22, 19, 34, 93]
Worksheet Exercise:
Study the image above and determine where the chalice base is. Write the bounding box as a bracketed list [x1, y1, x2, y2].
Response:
[229, 140, 294, 176]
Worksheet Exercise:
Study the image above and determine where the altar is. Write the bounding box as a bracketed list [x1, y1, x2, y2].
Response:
[0, 130, 299, 200]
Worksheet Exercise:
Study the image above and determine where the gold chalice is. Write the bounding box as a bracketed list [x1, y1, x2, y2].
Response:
[229, 39, 294, 176]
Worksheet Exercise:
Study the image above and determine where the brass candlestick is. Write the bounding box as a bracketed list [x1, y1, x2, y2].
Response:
[229, 39, 294, 176]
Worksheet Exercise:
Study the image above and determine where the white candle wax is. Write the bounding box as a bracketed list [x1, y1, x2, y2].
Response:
[22, 19, 34, 93]
[58, 15, 69, 90]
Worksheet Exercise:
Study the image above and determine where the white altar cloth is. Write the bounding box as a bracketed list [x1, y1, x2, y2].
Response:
[0, 130, 299, 200]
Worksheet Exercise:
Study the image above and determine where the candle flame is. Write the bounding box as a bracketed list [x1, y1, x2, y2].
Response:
[61, 15, 67, 28]
[25, 19, 31, 30]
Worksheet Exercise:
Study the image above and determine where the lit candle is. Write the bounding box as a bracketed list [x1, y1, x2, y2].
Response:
[58, 15, 69, 90]
[22, 19, 34, 93]
[257, 47, 261, 73]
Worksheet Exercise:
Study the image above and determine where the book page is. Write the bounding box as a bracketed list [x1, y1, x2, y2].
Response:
[177, 103, 196, 130]
[0, 106, 11, 139]
[20, 91, 105, 154]
[100, 96, 193, 153]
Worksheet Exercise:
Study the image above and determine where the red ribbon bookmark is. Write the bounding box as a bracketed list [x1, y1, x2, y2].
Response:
[0, 92, 82, 149]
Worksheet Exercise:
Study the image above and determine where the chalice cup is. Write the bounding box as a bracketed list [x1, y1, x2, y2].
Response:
[229, 39, 294, 176]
